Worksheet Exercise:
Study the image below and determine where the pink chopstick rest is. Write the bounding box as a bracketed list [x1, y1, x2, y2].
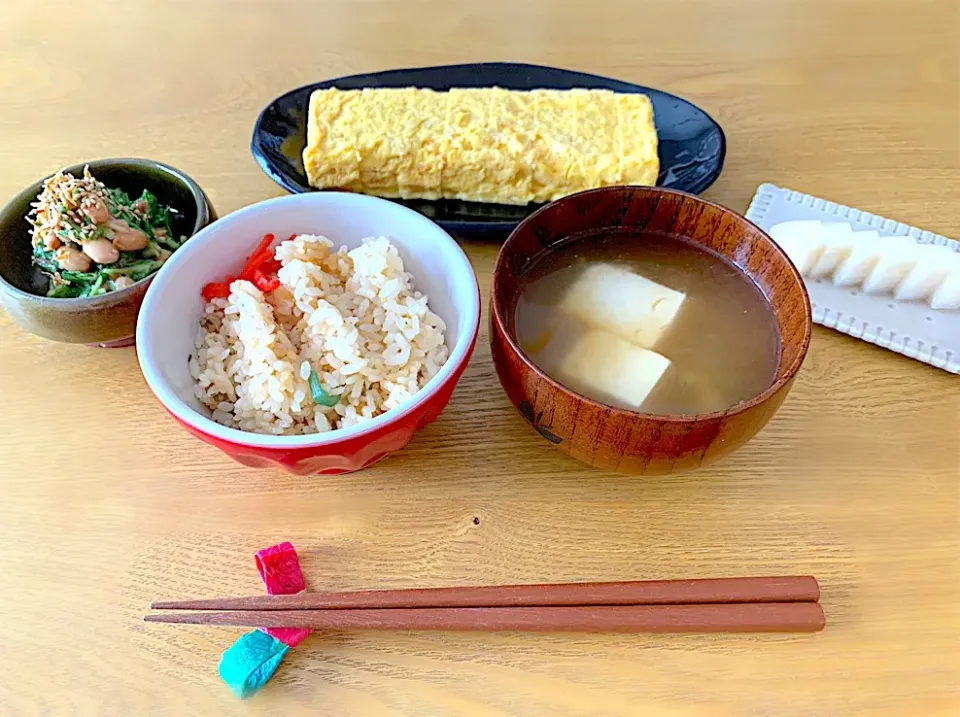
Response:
[255, 541, 306, 593]
[254, 542, 312, 647]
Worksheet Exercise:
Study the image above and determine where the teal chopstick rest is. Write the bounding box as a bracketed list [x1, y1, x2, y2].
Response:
[218, 630, 289, 699]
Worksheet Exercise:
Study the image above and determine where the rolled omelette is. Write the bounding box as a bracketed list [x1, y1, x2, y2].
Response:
[302, 87, 659, 205]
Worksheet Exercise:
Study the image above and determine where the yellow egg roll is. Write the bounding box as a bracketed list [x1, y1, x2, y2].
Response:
[302, 86, 659, 205]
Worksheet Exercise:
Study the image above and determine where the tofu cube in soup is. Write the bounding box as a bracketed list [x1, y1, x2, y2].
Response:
[560, 263, 686, 349]
[557, 329, 671, 410]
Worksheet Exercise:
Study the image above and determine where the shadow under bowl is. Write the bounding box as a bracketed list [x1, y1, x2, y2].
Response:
[0, 158, 214, 346]
[489, 186, 812, 476]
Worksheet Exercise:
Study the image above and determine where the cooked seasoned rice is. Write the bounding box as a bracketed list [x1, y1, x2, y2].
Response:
[189, 234, 449, 435]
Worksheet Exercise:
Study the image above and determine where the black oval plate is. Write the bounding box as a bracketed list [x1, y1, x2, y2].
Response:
[251, 62, 726, 236]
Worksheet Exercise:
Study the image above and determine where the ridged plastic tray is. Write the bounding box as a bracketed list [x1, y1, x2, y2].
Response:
[745, 183, 959, 374]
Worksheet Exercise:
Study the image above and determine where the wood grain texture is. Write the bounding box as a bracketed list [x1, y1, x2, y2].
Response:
[490, 186, 811, 474]
[0, 0, 957, 715]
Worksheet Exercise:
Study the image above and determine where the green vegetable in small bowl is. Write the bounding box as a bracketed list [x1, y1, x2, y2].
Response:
[28, 167, 191, 298]
[0, 158, 214, 345]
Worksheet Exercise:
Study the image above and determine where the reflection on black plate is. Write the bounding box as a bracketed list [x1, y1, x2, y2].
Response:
[251, 62, 726, 236]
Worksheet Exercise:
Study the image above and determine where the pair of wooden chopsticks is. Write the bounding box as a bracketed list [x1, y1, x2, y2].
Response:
[146, 576, 825, 633]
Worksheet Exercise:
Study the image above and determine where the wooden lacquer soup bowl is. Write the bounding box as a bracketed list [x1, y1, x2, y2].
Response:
[490, 186, 811, 476]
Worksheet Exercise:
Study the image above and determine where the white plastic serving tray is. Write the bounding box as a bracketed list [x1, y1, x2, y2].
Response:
[745, 183, 960, 374]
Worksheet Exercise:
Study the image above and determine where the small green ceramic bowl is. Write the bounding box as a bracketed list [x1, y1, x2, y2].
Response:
[0, 158, 214, 347]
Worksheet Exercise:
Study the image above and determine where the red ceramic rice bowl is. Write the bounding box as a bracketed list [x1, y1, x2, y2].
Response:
[136, 192, 480, 475]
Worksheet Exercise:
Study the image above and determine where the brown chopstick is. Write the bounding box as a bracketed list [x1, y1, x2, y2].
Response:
[144, 602, 825, 633]
[150, 576, 819, 611]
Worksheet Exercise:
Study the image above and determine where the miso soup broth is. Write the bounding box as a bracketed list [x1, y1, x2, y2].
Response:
[515, 230, 781, 415]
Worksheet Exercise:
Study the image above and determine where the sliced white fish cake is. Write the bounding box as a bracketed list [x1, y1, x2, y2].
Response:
[809, 222, 856, 278]
[862, 236, 920, 295]
[894, 244, 956, 302]
[929, 259, 960, 310]
[557, 329, 671, 409]
[833, 230, 881, 287]
[560, 263, 685, 349]
[768, 220, 825, 275]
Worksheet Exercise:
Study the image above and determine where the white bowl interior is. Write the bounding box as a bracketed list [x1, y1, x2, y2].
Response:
[136, 192, 480, 447]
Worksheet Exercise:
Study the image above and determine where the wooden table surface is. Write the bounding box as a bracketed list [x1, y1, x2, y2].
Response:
[1, 1, 957, 714]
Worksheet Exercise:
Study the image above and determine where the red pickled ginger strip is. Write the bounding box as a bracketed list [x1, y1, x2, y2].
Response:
[201, 232, 283, 301]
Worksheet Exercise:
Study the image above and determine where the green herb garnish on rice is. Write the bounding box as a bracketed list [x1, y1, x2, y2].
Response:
[309, 369, 341, 407]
